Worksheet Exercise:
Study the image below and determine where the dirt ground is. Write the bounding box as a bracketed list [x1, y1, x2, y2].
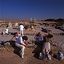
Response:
[0, 26, 64, 64]
[0, 44, 64, 64]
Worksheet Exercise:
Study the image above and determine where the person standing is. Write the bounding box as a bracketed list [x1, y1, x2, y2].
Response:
[43, 38, 51, 60]
[19, 24, 24, 36]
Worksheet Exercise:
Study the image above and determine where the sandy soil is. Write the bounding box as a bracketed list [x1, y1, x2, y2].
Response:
[0, 25, 64, 64]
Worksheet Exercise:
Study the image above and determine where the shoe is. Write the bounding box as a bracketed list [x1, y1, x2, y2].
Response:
[22, 56, 24, 59]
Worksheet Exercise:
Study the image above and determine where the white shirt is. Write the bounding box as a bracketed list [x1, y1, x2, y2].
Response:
[19, 25, 24, 31]
[16, 36, 25, 45]
[5, 28, 8, 33]
[44, 42, 51, 53]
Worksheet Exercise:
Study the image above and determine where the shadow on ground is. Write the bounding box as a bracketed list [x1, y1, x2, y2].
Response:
[9, 40, 21, 57]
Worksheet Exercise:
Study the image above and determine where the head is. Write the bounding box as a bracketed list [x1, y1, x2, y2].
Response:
[19, 23, 23, 25]
[6, 25, 8, 28]
[36, 32, 41, 36]
[15, 31, 21, 36]
[45, 37, 50, 42]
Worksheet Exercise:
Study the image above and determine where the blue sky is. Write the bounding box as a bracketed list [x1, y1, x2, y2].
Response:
[0, 0, 64, 19]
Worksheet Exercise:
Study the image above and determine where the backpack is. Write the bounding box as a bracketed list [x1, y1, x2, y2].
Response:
[39, 52, 45, 60]
[57, 51, 64, 60]
[22, 36, 28, 40]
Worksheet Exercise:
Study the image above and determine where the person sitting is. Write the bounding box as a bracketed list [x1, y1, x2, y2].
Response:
[34, 32, 45, 53]
[14, 32, 28, 59]
[35, 32, 44, 44]
[5, 27, 9, 35]
[1, 27, 9, 35]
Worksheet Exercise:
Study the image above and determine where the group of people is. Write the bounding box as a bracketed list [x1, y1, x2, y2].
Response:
[1, 24, 64, 60]
[12, 24, 26, 59]
[14, 29, 52, 60]
[2, 24, 24, 36]
[2, 24, 26, 59]
[34, 32, 52, 60]
[34, 32, 64, 60]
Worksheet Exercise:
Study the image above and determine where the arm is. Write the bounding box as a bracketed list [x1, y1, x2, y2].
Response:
[20, 37, 27, 47]
[10, 35, 15, 40]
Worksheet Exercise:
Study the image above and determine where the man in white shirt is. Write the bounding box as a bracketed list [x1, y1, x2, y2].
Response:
[5, 27, 9, 35]
[19, 24, 24, 36]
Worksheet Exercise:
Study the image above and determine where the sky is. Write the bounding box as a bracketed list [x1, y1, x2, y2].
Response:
[0, 0, 64, 19]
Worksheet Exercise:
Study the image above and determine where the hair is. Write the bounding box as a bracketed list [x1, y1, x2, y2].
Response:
[46, 38, 49, 42]
[15, 31, 21, 36]
[6, 25, 8, 28]
[36, 32, 41, 36]
[19, 23, 23, 25]
[47, 33, 53, 38]
[45, 36, 50, 43]
[22, 36, 28, 40]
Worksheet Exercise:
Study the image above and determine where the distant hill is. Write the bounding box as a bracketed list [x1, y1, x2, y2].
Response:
[44, 18, 64, 22]
[45, 19, 55, 21]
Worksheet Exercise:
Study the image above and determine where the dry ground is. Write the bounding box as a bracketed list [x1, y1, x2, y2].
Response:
[0, 26, 64, 64]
